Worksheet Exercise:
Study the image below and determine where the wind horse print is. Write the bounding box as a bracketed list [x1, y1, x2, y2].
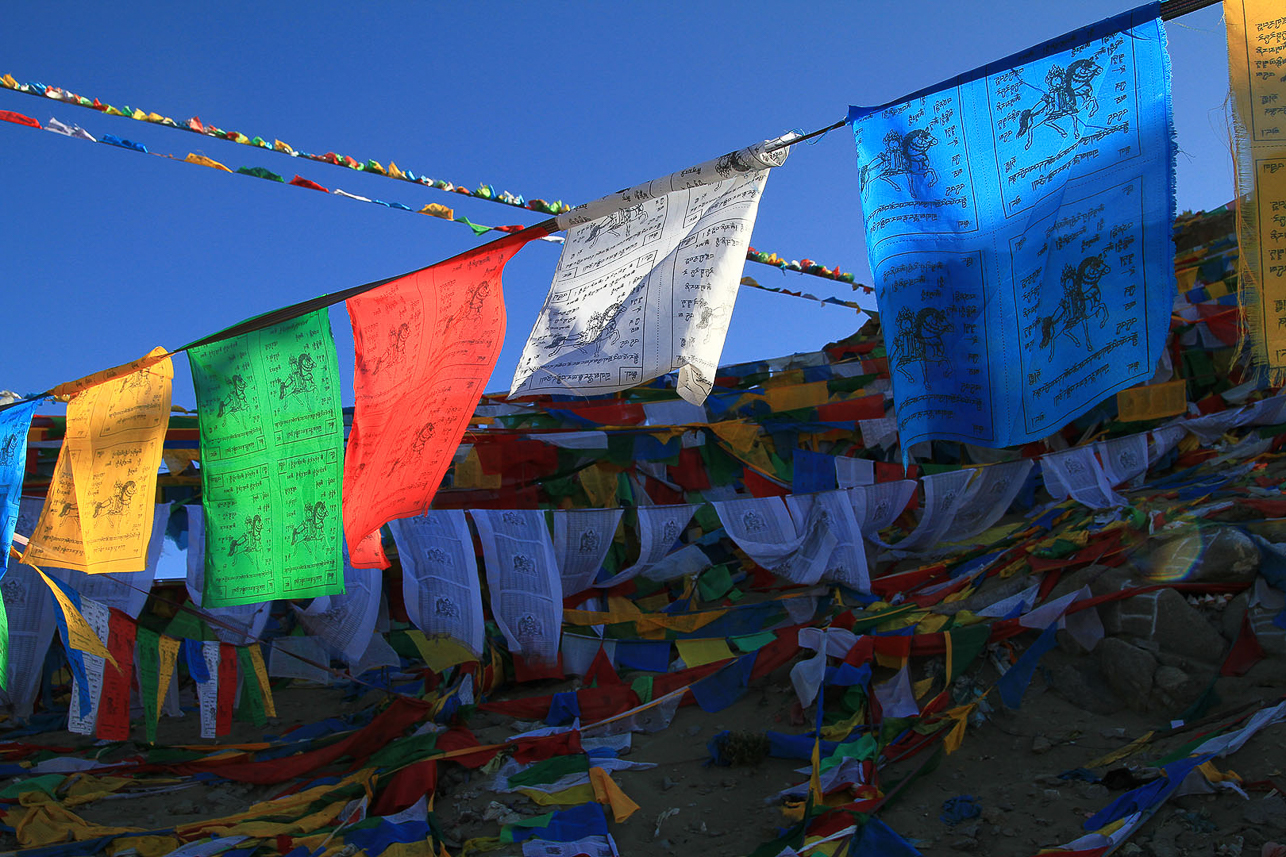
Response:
[849, 4, 1176, 452]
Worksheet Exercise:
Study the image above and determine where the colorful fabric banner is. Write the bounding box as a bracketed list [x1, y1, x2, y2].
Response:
[189, 311, 344, 607]
[344, 232, 540, 569]
[0, 400, 37, 578]
[1226, 0, 1286, 377]
[849, 5, 1175, 449]
[388, 512, 486, 656]
[0, 560, 56, 714]
[23, 348, 173, 573]
[510, 135, 795, 405]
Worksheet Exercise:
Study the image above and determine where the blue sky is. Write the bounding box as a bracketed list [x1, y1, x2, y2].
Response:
[1, 2, 1233, 408]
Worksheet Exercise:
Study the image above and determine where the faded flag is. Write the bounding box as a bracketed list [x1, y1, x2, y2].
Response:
[0, 400, 37, 577]
[189, 311, 344, 607]
[344, 231, 541, 568]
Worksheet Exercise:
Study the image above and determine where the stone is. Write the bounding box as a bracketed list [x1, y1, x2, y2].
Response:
[1031, 735, 1052, 754]
[1152, 588, 1229, 664]
[1154, 665, 1189, 692]
[1243, 794, 1286, 831]
[1147, 526, 1259, 585]
[1048, 659, 1125, 715]
[1222, 592, 1250, 643]
[949, 836, 979, 851]
[1097, 637, 1157, 711]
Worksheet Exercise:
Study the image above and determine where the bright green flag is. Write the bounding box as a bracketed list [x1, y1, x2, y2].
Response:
[189, 310, 344, 607]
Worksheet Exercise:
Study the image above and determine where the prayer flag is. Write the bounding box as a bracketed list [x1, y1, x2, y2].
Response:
[189, 310, 344, 607]
[388, 512, 486, 656]
[0, 400, 37, 578]
[344, 231, 541, 568]
[849, 5, 1175, 449]
[24, 348, 173, 573]
[1225, 0, 1286, 377]
[1117, 378, 1187, 421]
[510, 136, 795, 405]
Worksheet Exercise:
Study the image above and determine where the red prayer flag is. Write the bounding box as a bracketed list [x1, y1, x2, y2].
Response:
[217, 643, 238, 737]
[290, 174, 328, 192]
[343, 231, 543, 567]
[0, 110, 40, 129]
[96, 609, 137, 742]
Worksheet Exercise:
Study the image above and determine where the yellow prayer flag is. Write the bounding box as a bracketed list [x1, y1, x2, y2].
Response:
[387, 161, 406, 180]
[674, 637, 734, 668]
[185, 153, 232, 171]
[156, 635, 180, 717]
[273, 139, 295, 154]
[1226, 0, 1286, 377]
[32, 568, 116, 667]
[406, 631, 478, 672]
[765, 380, 830, 413]
[420, 203, 454, 220]
[247, 644, 276, 718]
[1, 74, 18, 90]
[454, 447, 501, 490]
[589, 766, 640, 822]
[1116, 378, 1187, 422]
[578, 463, 619, 508]
[710, 420, 761, 454]
[51, 347, 172, 398]
[24, 347, 172, 574]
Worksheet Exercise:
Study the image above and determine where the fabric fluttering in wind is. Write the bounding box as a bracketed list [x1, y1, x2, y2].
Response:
[388, 511, 486, 656]
[849, 5, 1175, 451]
[510, 135, 795, 405]
[344, 230, 543, 569]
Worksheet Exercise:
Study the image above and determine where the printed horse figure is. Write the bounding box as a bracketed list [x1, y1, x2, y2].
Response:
[1016, 59, 1102, 149]
[92, 480, 136, 518]
[543, 299, 627, 356]
[1038, 255, 1111, 360]
[278, 352, 317, 400]
[892, 306, 954, 388]
[860, 129, 939, 197]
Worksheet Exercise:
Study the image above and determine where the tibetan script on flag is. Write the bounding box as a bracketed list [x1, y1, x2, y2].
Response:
[0, 400, 37, 577]
[344, 232, 540, 568]
[24, 347, 173, 573]
[849, 5, 1175, 449]
[510, 136, 794, 405]
[189, 311, 344, 607]
[1225, 0, 1286, 376]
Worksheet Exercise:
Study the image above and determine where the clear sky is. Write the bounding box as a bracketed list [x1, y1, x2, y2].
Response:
[1, 1, 1234, 409]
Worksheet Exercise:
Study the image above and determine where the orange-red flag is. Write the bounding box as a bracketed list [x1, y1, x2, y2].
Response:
[343, 232, 543, 567]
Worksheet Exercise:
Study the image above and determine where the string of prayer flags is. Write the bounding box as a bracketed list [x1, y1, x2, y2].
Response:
[343, 230, 543, 569]
[1225, 0, 1286, 378]
[388, 512, 487, 656]
[0, 399, 38, 577]
[23, 347, 172, 574]
[32, 566, 114, 717]
[188, 310, 344, 607]
[849, 5, 1176, 451]
[510, 135, 796, 405]
[0, 563, 56, 713]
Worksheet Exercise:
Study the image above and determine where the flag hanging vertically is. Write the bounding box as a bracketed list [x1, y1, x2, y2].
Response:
[510, 135, 795, 406]
[189, 311, 344, 607]
[0, 400, 38, 578]
[23, 347, 173, 573]
[1225, 0, 1286, 378]
[849, 5, 1175, 450]
[344, 232, 541, 568]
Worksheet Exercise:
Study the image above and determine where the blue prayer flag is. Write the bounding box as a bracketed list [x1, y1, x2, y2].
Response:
[849, 4, 1175, 450]
[0, 401, 38, 577]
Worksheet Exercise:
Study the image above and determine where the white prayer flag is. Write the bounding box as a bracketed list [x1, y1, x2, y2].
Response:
[389, 511, 486, 657]
[510, 135, 795, 404]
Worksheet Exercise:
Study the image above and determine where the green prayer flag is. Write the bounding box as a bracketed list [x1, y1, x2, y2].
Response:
[697, 565, 733, 602]
[506, 754, 588, 788]
[631, 675, 653, 704]
[730, 631, 777, 653]
[947, 624, 991, 681]
[236, 647, 267, 727]
[135, 626, 161, 744]
[189, 310, 344, 607]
